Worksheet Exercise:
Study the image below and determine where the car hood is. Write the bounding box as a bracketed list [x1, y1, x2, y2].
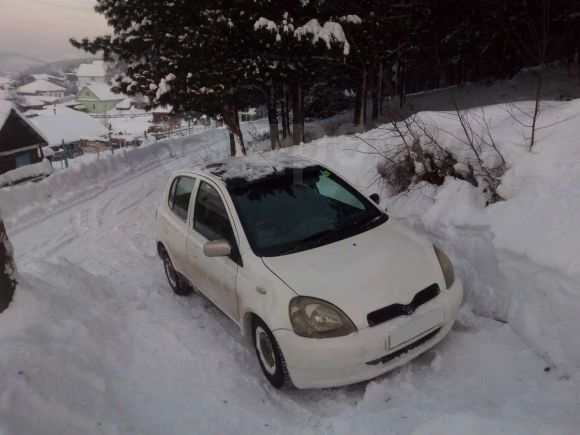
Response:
[262, 220, 445, 328]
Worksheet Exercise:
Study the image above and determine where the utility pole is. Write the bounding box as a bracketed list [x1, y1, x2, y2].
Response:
[0, 214, 16, 313]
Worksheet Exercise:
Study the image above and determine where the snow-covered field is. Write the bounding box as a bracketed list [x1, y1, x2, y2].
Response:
[1, 104, 580, 434]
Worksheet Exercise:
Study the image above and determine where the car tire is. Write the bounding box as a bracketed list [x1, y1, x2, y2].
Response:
[252, 317, 292, 389]
[161, 249, 191, 296]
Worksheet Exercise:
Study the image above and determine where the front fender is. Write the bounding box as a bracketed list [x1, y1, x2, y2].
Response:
[236, 257, 296, 339]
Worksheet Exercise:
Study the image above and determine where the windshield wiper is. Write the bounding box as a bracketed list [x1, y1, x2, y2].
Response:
[359, 214, 386, 230]
[276, 229, 336, 255]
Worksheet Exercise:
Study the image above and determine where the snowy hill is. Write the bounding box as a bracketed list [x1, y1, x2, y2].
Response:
[1, 105, 580, 434]
[0, 51, 46, 77]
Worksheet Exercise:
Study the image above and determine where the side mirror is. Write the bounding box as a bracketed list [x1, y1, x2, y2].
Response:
[370, 193, 380, 205]
[203, 240, 232, 257]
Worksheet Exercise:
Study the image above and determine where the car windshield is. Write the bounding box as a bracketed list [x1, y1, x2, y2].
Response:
[228, 166, 387, 257]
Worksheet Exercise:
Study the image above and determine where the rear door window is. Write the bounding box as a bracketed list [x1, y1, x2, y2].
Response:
[168, 176, 196, 221]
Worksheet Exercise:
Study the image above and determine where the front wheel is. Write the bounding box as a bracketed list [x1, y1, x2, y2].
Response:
[253, 318, 292, 389]
[161, 251, 191, 296]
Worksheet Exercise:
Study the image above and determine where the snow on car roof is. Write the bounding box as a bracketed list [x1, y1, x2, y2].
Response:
[200, 154, 319, 186]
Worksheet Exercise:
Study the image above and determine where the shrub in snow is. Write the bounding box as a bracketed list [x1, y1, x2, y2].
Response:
[373, 104, 506, 204]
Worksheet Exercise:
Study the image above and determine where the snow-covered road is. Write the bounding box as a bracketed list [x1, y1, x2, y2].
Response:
[1, 129, 579, 434]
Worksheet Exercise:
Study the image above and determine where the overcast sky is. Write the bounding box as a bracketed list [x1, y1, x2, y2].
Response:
[0, 0, 109, 61]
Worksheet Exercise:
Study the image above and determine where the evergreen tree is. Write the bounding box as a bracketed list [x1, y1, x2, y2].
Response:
[73, 0, 266, 156]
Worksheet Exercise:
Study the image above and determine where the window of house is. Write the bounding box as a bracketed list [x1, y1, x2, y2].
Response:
[15, 154, 31, 168]
[168, 176, 196, 221]
[194, 182, 233, 242]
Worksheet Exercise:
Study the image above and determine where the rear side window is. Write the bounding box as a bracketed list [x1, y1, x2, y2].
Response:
[194, 182, 233, 242]
[168, 176, 196, 221]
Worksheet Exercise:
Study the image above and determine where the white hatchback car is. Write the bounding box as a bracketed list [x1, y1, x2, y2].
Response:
[156, 155, 463, 389]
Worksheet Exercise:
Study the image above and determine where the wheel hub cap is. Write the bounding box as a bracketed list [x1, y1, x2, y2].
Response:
[256, 327, 276, 375]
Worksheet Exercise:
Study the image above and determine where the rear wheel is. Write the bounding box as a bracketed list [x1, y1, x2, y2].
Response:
[161, 250, 191, 296]
[252, 317, 292, 389]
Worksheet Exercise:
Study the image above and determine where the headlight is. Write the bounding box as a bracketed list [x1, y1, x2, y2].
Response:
[289, 297, 357, 338]
[434, 245, 455, 289]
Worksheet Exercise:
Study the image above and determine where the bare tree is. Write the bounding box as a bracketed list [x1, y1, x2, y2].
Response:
[508, 0, 551, 150]
[350, 96, 507, 204]
[0, 214, 16, 313]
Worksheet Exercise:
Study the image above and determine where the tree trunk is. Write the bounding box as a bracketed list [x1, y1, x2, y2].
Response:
[377, 62, 384, 118]
[372, 90, 378, 121]
[359, 66, 367, 125]
[0, 215, 16, 314]
[354, 86, 362, 125]
[398, 57, 407, 108]
[268, 83, 280, 150]
[281, 85, 289, 141]
[229, 132, 236, 156]
[222, 101, 246, 156]
[530, 72, 543, 150]
[284, 84, 291, 141]
[292, 83, 304, 145]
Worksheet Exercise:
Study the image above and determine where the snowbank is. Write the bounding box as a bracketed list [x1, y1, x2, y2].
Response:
[0, 159, 53, 187]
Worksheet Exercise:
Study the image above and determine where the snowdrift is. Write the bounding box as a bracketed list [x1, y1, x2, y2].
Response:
[0, 158, 53, 188]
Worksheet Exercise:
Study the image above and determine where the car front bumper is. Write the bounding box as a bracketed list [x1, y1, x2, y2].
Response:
[274, 279, 463, 389]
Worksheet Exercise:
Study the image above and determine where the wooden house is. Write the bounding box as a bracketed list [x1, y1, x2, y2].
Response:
[0, 101, 47, 175]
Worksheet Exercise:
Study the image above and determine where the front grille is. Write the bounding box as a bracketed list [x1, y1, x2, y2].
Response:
[367, 283, 440, 327]
[366, 327, 441, 366]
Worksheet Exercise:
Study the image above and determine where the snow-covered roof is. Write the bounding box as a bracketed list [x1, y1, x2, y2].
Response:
[17, 79, 66, 94]
[0, 100, 12, 129]
[0, 100, 48, 142]
[201, 154, 318, 185]
[31, 74, 65, 82]
[81, 83, 124, 101]
[18, 96, 50, 109]
[30, 105, 109, 146]
[76, 60, 107, 78]
[115, 98, 133, 110]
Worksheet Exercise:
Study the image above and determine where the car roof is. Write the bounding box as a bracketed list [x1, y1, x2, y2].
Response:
[192, 154, 321, 189]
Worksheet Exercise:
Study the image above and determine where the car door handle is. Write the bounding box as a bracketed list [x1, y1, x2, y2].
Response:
[256, 286, 267, 295]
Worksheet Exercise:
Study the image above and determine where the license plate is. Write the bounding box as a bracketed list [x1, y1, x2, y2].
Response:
[388, 307, 444, 350]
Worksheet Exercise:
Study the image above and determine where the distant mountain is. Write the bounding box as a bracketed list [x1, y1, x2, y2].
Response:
[0, 52, 101, 83]
[0, 52, 47, 77]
